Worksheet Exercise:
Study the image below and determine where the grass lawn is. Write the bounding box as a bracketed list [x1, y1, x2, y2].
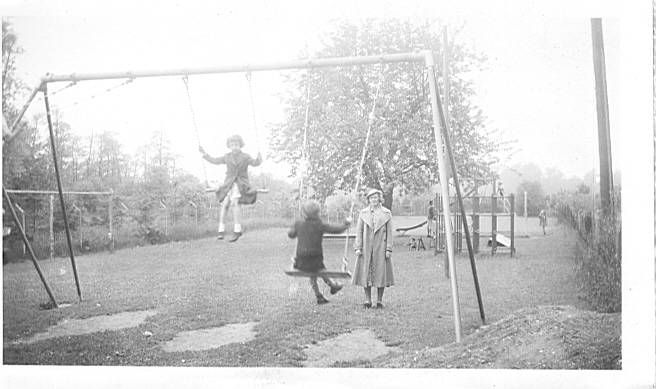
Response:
[3, 216, 589, 366]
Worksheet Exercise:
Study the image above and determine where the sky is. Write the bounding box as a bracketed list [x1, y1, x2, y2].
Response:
[4, 0, 623, 185]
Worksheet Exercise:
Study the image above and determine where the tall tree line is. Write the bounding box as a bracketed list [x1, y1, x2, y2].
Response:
[2, 20, 204, 233]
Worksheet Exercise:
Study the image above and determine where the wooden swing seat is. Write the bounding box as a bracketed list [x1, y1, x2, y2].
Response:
[204, 188, 269, 193]
[285, 269, 352, 279]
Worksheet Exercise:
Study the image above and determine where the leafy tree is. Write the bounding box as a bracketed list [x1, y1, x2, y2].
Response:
[2, 19, 25, 122]
[269, 19, 501, 208]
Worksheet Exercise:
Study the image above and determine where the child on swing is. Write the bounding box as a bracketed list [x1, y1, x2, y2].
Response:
[288, 200, 351, 304]
[199, 134, 262, 242]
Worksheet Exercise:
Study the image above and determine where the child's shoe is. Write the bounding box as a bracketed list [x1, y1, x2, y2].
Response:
[330, 283, 343, 295]
[317, 296, 329, 304]
[216, 232, 224, 240]
[228, 232, 242, 242]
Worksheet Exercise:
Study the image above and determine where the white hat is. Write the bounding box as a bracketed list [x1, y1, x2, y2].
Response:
[365, 188, 383, 198]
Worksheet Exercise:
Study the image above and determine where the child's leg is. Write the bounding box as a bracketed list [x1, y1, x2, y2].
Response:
[232, 202, 242, 233]
[364, 287, 372, 304]
[310, 277, 322, 297]
[322, 276, 343, 295]
[311, 277, 328, 304]
[376, 287, 385, 304]
[320, 276, 337, 288]
[218, 198, 230, 235]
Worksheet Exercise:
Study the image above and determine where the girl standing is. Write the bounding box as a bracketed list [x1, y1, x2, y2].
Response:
[353, 188, 394, 308]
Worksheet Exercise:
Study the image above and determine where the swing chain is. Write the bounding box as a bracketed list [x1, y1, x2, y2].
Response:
[181, 74, 209, 186]
[298, 69, 313, 209]
[342, 66, 385, 263]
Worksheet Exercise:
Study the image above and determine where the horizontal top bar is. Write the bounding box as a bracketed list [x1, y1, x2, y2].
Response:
[41, 51, 431, 83]
[6, 189, 113, 195]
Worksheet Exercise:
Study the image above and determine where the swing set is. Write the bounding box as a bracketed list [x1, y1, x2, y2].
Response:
[4, 50, 484, 342]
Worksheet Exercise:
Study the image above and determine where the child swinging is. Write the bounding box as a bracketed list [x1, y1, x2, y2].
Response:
[199, 134, 262, 242]
[288, 200, 351, 304]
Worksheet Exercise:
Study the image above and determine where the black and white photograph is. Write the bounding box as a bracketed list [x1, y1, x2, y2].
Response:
[1, 1, 653, 388]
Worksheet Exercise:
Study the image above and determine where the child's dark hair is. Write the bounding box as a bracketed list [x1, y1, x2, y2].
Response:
[301, 200, 321, 219]
[226, 134, 245, 148]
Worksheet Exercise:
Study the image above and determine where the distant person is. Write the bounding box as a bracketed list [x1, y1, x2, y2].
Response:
[288, 200, 351, 305]
[199, 134, 262, 242]
[353, 188, 394, 309]
[497, 181, 510, 213]
[426, 200, 435, 238]
[538, 209, 548, 235]
[584, 212, 593, 236]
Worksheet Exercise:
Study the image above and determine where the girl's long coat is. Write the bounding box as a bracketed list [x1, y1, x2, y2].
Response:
[352, 206, 394, 287]
[203, 150, 262, 204]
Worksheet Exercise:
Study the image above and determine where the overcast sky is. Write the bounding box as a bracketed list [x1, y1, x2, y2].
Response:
[7, 1, 621, 184]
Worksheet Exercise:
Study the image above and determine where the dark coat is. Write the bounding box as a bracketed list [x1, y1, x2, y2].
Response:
[288, 217, 349, 272]
[203, 150, 262, 204]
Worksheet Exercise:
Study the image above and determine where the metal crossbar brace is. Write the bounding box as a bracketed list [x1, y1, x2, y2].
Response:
[40, 53, 427, 83]
[8, 53, 427, 143]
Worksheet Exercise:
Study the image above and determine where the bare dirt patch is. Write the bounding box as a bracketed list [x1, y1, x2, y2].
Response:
[303, 329, 400, 367]
[161, 322, 258, 353]
[14, 310, 157, 345]
[379, 305, 621, 369]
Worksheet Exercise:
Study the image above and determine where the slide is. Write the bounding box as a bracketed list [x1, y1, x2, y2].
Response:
[395, 220, 428, 234]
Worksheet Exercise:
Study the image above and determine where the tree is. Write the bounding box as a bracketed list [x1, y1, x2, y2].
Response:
[2, 20, 52, 191]
[269, 19, 501, 208]
[2, 19, 25, 122]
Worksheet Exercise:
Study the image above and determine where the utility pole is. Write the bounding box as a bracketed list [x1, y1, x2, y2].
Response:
[591, 18, 613, 215]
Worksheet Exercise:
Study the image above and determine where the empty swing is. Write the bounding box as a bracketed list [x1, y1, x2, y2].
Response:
[285, 68, 384, 279]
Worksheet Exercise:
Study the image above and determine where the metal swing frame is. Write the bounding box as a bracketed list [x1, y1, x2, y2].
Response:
[5, 50, 482, 342]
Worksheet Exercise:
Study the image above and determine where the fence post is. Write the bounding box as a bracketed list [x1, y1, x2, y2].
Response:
[510, 194, 515, 257]
[79, 206, 82, 250]
[49, 194, 54, 260]
[491, 193, 497, 256]
[524, 191, 528, 219]
[108, 192, 114, 253]
[71, 203, 82, 253]
[160, 200, 168, 235]
[15, 203, 26, 256]
[472, 196, 480, 253]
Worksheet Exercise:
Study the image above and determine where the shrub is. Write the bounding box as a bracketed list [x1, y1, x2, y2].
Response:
[556, 191, 621, 313]
[574, 212, 621, 313]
